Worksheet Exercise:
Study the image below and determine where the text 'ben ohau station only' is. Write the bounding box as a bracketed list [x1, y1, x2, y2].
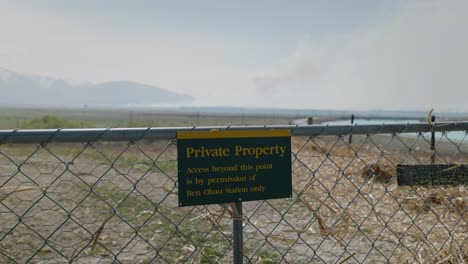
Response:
[176, 130, 292, 207]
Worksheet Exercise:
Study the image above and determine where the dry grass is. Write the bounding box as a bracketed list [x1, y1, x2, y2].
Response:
[0, 134, 466, 263]
[290, 135, 467, 263]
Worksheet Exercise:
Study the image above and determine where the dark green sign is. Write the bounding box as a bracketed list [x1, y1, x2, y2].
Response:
[177, 130, 292, 207]
[397, 164, 468, 186]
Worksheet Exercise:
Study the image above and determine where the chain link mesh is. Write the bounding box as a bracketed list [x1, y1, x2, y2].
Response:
[0, 126, 466, 263]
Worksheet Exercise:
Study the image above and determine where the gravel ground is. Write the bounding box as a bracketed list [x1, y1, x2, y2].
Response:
[0, 135, 466, 263]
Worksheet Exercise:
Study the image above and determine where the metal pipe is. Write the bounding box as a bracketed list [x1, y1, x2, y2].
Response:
[0, 122, 467, 143]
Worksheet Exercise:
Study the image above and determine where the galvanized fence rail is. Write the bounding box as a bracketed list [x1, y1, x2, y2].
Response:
[0, 123, 467, 263]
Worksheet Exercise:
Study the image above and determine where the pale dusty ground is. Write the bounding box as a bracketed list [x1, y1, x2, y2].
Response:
[0, 135, 466, 263]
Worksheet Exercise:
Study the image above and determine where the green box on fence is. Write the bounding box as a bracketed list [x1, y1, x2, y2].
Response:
[397, 164, 468, 186]
[177, 130, 292, 207]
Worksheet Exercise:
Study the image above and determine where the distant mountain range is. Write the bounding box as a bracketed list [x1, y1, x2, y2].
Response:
[0, 67, 193, 106]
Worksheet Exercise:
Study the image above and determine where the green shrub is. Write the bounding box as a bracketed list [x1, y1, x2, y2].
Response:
[22, 115, 91, 129]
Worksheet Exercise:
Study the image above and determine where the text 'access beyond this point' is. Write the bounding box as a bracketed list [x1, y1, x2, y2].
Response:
[177, 130, 292, 206]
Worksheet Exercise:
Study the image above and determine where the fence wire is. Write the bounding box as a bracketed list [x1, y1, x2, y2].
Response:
[0, 123, 467, 263]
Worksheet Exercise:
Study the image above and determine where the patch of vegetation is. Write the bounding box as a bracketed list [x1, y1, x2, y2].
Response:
[113, 156, 177, 173]
[22, 115, 91, 129]
[0, 107, 295, 129]
[77, 149, 177, 173]
[255, 251, 280, 264]
[83, 182, 231, 263]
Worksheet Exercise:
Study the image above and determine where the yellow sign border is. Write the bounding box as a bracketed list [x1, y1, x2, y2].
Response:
[177, 129, 290, 140]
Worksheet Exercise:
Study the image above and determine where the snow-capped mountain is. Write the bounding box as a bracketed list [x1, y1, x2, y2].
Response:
[0, 68, 193, 106]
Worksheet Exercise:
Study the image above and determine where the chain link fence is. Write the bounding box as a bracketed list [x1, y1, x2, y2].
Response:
[0, 123, 467, 263]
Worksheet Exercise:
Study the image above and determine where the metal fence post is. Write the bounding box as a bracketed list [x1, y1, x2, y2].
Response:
[233, 201, 243, 264]
[349, 114, 355, 144]
[431, 115, 436, 164]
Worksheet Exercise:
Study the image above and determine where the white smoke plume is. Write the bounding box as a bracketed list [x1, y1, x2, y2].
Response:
[253, 0, 468, 111]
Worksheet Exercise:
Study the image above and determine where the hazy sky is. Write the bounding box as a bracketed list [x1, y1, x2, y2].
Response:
[1, 0, 467, 111]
